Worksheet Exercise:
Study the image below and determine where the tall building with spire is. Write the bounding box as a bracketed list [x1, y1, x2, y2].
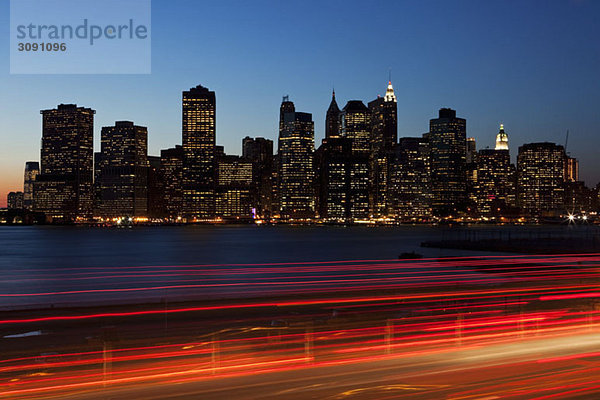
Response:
[367, 80, 398, 218]
[495, 124, 509, 150]
[325, 90, 341, 139]
[182, 84, 216, 220]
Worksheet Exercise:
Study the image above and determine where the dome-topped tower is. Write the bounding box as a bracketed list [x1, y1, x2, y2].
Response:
[495, 123, 509, 150]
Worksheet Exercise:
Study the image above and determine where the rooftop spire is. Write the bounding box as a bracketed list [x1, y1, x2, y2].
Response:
[384, 79, 396, 103]
[495, 123, 509, 151]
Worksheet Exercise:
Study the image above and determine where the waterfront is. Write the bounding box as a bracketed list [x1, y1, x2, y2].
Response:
[0, 224, 597, 309]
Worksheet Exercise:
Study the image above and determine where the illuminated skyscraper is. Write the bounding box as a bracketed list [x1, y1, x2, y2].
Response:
[388, 136, 431, 220]
[35, 104, 95, 222]
[182, 85, 216, 220]
[428, 108, 467, 216]
[278, 102, 315, 220]
[565, 156, 579, 182]
[315, 137, 369, 222]
[216, 155, 254, 219]
[517, 142, 566, 213]
[96, 121, 149, 217]
[495, 124, 509, 150]
[160, 145, 184, 218]
[341, 101, 371, 155]
[23, 161, 39, 211]
[368, 81, 398, 218]
[476, 149, 512, 215]
[325, 90, 341, 139]
[369, 81, 397, 153]
[7, 192, 24, 210]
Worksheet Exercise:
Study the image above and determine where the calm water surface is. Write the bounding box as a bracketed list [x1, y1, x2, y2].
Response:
[0, 225, 588, 308]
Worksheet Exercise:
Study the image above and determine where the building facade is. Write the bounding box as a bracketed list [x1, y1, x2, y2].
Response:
[388, 136, 431, 220]
[35, 104, 95, 222]
[428, 108, 467, 216]
[182, 85, 216, 220]
[517, 142, 566, 213]
[216, 155, 254, 219]
[96, 121, 149, 218]
[160, 145, 184, 218]
[368, 81, 398, 218]
[242, 136, 274, 219]
[7, 192, 24, 210]
[23, 161, 39, 211]
[278, 105, 315, 220]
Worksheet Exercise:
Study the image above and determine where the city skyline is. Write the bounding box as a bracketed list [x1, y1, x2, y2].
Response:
[1, 1, 600, 206]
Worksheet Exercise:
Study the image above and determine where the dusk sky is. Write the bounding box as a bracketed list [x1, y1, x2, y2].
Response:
[1, 0, 599, 206]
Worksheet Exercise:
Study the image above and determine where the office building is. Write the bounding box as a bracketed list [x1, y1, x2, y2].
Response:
[182, 84, 216, 220]
[35, 104, 95, 222]
[23, 161, 39, 211]
[517, 142, 566, 213]
[428, 108, 467, 216]
[278, 101, 315, 219]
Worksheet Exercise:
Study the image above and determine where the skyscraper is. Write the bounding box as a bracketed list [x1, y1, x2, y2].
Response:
[341, 101, 371, 155]
[476, 149, 512, 215]
[160, 145, 184, 218]
[242, 136, 274, 219]
[368, 81, 398, 153]
[315, 137, 369, 222]
[325, 90, 341, 139]
[7, 192, 24, 210]
[182, 85, 216, 220]
[23, 161, 39, 211]
[428, 108, 467, 216]
[96, 121, 149, 218]
[35, 104, 95, 222]
[517, 142, 566, 213]
[278, 101, 315, 220]
[388, 136, 431, 220]
[368, 81, 398, 218]
[216, 155, 254, 219]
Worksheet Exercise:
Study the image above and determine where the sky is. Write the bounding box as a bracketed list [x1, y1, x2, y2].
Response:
[1, 0, 600, 207]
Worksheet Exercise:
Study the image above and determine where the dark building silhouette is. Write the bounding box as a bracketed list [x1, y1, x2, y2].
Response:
[325, 90, 341, 139]
[278, 102, 315, 220]
[242, 136, 274, 219]
[7, 191, 24, 210]
[160, 145, 183, 218]
[35, 104, 95, 222]
[23, 161, 39, 211]
[368, 81, 398, 218]
[96, 121, 149, 218]
[428, 108, 467, 216]
[388, 136, 431, 220]
[517, 142, 566, 214]
[147, 155, 164, 218]
[315, 137, 369, 222]
[182, 84, 216, 220]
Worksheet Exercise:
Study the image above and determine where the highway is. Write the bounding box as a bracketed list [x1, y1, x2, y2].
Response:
[2, 254, 600, 399]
